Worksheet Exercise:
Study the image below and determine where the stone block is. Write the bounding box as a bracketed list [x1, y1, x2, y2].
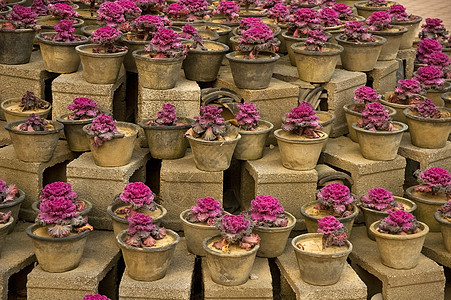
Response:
[322, 136, 406, 197]
[27, 231, 121, 300]
[119, 238, 195, 300]
[276, 239, 367, 300]
[202, 257, 273, 300]
[66, 148, 150, 229]
[272, 55, 316, 90]
[321, 69, 367, 137]
[349, 226, 445, 300]
[0, 141, 74, 221]
[422, 232, 451, 268]
[240, 147, 317, 230]
[0, 121, 11, 147]
[159, 150, 223, 231]
[366, 60, 399, 95]
[397, 48, 416, 79]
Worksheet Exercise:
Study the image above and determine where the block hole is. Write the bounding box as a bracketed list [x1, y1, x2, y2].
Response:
[7, 263, 34, 300]
[404, 159, 420, 191]
[42, 161, 70, 187]
[223, 159, 243, 214]
[190, 256, 203, 300]
[269, 258, 282, 300]
[98, 263, 119, 300]
[350, 262, 382, 299]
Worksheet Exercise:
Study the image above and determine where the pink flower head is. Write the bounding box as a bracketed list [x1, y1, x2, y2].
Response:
[0, 180, 18, 204]
[214, 0, 239, 22]
[127, 213, 156, 235]
[40, 182, 77, 202]
[149, 103, 178, 126]
[0, 211, 12, 224]
[366, 10, 392, 31]
[289, 8, 321, 37]
[187, 197, 223, 225]
[250, 195, 288, 227]
[415, 167, 451, 195]
[354, 86, 380, 104]
[52, 19, 77, 42]
[91, 26, 122, 47]
[360, 188, 396, 211]
[426, 52, 451, 79]
[8, 5, 39, 29]
[116, 0, 142, 21]
[412, 98, 441, 119]
[38, 197, 79, 224]
[413, 65, 445, 90]
[378, 210, 419, 234]
[48, 3, 79, 20]
[97, 2, 125, 28]
[391, 79, 425, 105]
[120, 182, 154, 209]
[332, 3, 352, 20]
[31, 0, 47, 16]
[317, 215, 343, 234]
[236, 102, 260, 130]
[180, 24, 198, 39]
[387, 4, 409, 22]
[178, 0, 208, 13]
[17, 114, 49, 132]
[419, 18, 449, 43]
[82, 295, 111, 300]
[439, 201, 451, 219]
[217, 214, 253, 242]
[189, 106, 226, 141]
[358, 102, 393, 131]
[367, 0, 386, 6]
[317, 183, 354, 215]
[317, 215, 348, 247]
[67, 97, 99, 120]
[268, 4, 290, 24]
[239, 17, 264, 32]
[318, 7, 341, 28]
[416, 38, 442, 64]
[0, 180, 6, 193]
[145, 27, 187, 58]
[281, 101, 321, 138]
[86, 113, 120, 147]
[165, 3, 189, 19]
[340, 21, 375, 42]
[124, 213, 166, 247]
[319, 0, 336, 9]
[305, 29, 328, 51]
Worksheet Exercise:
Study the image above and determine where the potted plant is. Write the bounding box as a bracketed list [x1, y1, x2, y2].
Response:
[37, 3, 84, 33]
[0, 5, 40, 64]
[0, 0, 12, 19]
[416, 38, 442, 65]
[418, 18, 448, 44]
[266, 4, 290, 53]
[96, 1, 125, 28]
[413, 65, 451, 107]
[318, 7, 342, 31]
[76, 26, 128, 84]
[229, 18, 281, 52]
[292, 216, 352, 285]
[0, 180, 24, 233]
[274, 102, 328, 171]
[5, 114, 64, 162]
[176, 0, 212, 23]
[426, 52, 451, 81]
[0, 211, 13, 256]
[192, 22, 232, 45]
[1, 91, 51, 123]
[134, 0, 164, 14]
[354, 0, 396, 19]
[332, 3, 365, 22]
[387, 4, 422, 50]
[107, 182, 167, 238]
[180, 23, 219, 41]
[202, 214, 260, 286]
[359, 187, 417, 240]
[369, 210, 429, 269]
[288, 0, 319, 11]
[82, 113, 139, 167]
[139, 103, 193, 159]
[26, 197, 93, 272]
[213, 0, 239, 24]
[435, 201, 451, 252]
[116, 213, 180, 281]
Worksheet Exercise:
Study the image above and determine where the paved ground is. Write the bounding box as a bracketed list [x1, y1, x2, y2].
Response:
[398, 0, 451, 34]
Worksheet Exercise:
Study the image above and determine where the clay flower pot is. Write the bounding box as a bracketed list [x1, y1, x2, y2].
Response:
[434, 211, 451, 253]
[379, 92, 416, 124]
[392, 16, 422, 50]
[229, 36, 281, 54]
[32, 199, 92, 217]
[0, 189, 24, 233]
[442, 92, 451, 109]
[1, 98, 51, 123]
[336, 35, 386, 72]
[317, 111, 336, 151]
[121, 36, 147, 73]
[0, 26, 36, 65]
[233, 120, 273, 160]
[282, 31, 332, 66]
[75, 9, 98, 26]
[354, 1, 397, 19]
[192, 23, 232, 45]
[369, 26, 407, 61]
[0, 216, 14, 257]
[424, 82, 451, 107]
[80, 24, 100, 37]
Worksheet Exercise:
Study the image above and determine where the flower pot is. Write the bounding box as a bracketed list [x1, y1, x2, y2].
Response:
[369, 26, 407, 61]
[317, 111, 336, 151]
[80, 24, 100, 37]
[291, 42, 343, 83]
[202, 234, 260, 286]
[434, 211, 451, 252]
[26, 224, 91, 273]
[192, 23, 232, 45]
[274, 129, 328, 171]
[369, 220, 429, 269]
[360, 197, 417, 240]
[182, 41, 229, 82]
[31, 199, 92, 218]
[56, 113, 100, 152]
[352, 121, 408, 161]
[253, 211, 296, 258]
[442, 92, 451, 109]
[229, 36, 281, 54]
[36, 16, 84, 32]
[226, 51, 280, 90]
[0, 26, 36, 65]
[139, 117, 193, 159]
[392, 16, 422, 50]
[291, 233, 352, 285]
[300, 201, 359, 236]
[282, 31, 332, 66]
[5, 120, 64, 162]
[425, 82, 451, 107]
[76, 44, 127, 84]
[133, 50, 185, 90]
[82, 122, 139, 167]
[335, 0, 361, 6]
[233, 120, 273, 160]
[238, 8, 267, 18]
[336, 35, 386, 72]
[121, 36, 146, 73]
[75, 9, 98, 26]
[379, 92, 411, 124]
[116, 229, 180, 281]
[354, 1, 396, 19]
[1, 98, 52, 123]
[0, 189, 25, 233]
[403, 107, 451, 149]
[0, 216, 14, 256]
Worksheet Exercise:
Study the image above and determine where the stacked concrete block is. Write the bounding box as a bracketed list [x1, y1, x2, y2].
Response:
[66, 148, 149, 229]
[27, 231, 121, 300]
[397, 48, 416, 79]
[322, 137, 406, 197]
[366, 60, 399, 95]
[422, 232, 451, 268]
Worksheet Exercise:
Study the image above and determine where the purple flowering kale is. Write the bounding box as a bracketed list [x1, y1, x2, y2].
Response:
[181, 24, 206, 50]
[17, 114, 51, 132]
[360, 188, 402, 211]
[0, 0, 6, 12]
[85, 113, 121, 147]
[358, 102, 394, 131]
[116, 0, 142, 21]
[82, 295, 111, 300]
[134, 0, 165, 14]
[416, 38, 442, 65]
[281, 101, 322, 138]
[214, 0, 239, 22]
[316, 183, 355, 217]
[147, 103, 178, 126]
[119, 182, 156, 212]
[186, 105, 227, 141]
[288, 8, 321, 38]
[91, 26, 125, 53]
[318, 7, 341, 28]
[131, 15, 166, 41]
[178, 0, 211, 21]
[48, 3, 79, 21]
[409, 98, 441, 119]
[413, 65, 446, 91]
[414, 167, 451, 196]
[238, 24, 278, 58]
[124, 213, 167, 247]
[426, 52, 451, 79]
[387, 4, 409, 22]
[186, 197, 223, 225]
[419, 18, 449, 43]
[5, 5, 40, 30]
[236, 102, 260, 130]
[438, 201, 451, 220]
[0, 211, 11, 224]
[67, 98, 100, 120]
[248, 195, 288, 227]
[318, 0, 336, 8]
[165, 3, 189, 20]
[40, 182, 77, 202]
[239, 0, 257, 10]
[389, 79, 425, 105]
[50, 20, 79, 42]
[31, 0, 47, 16]
[305, 29, 327, 51]
[19, 91, 49, 112]
[144, 27, 188, 58]
[268, 4, 290, 24]
[0, 180, 18, 204]
[214, 214, 260, 251]
[97, 2, 125, 28]
[378, 210, 420, 235]
[236, 17, 264, 35]
[317, 216, 348, 248]
[340, 21, 375, 42]
[259, 0, 284, 9]
[288, 0, 319, 12]
[352, 86, 380, 112]
[367, 0, 386, 7]
[366, 10, 393, 31]
[332, 3, 353, 21]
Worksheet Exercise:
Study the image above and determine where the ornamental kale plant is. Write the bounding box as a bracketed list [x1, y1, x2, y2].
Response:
[419, 18, 449, 43]
[85, 113, 121, 147]
[67, 98, 100, 120]
[387, 4, 409, 22]
[214, 0, 239, 23]
[177, 0, 211, 21]
[416, 38, 442, 65]
[248, 195, 289, 227]
[97, 2, 125, 28]
[332, 3, 353, 21]
[130, 15, 167, 41]
[4, 5, 40, 30]
[366, 0, 386, 7]
[82, 295, 111, 300]
[115, 182, 156, 218]
[185, 197, 223, 225]
[318, 7, 341, 28]
[48, 3, 79, 21]
[0, 211, 11, 224]
[268, 4, 290, 24]
[281, 101, 322, 138]
[352, 86, 380, 113]
[46, 20, 81, 42]
[288, 0, 319, 12]
[413, 65, 446, 91]
[165, 3, 190, 20]
[409, 98, 441, 119]
[116, 0, 142, 21]
[91, 26, 126, 53]
[181, 24, 206, 50]
[17, 114, 51, 132]
[438, 201, 451, 221]
[305, 29, 327, 51]
[340, 21, 375, 42]
[134, 0, 165, 13]
[388, 79, 425, 105]
[426, 52, 451, 79]
[317, 216, 348, 248]
[186, 105, 227, 141]
[377, 210, 420, 235]
[358, 102, 393, 131]
[40, 182, 86, 212]
[31, 0, 47, 16]
[238, 24, 278, 58]
[319, 0, 336, 9]
[366, 10, 392, 31]
[214, 214, 260, 251]
[144, 27, 188, 58]
[413, 167, 451, 196]
[146, 103, 178, 126]
[235, 102, 260, 131]
[360, 188, 402, 211]
[236, 17, 264, 35]
[239, 0, 257, 11]
[0, 180, 18, 204]
[259, 0, 284, 9]
[123, 213, 167, 247]
[315, 183, 355, 217]
[19, 91, 49, 112]
[288, 8, 321, 38]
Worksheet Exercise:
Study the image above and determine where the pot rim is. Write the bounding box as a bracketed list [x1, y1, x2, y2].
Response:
[36, 17, 84, 28]
[179, 209, 231, 229]
[335, 35, 387, 47]
[434, 210, 451, 225]
[0, 216, 14, 231]
[354, 0, 396, 9]
[80, 24, 100, 36]
[441, 92, 451, 103]
[75, 44, 128, 57]
[225, 51, 280, 64]
[82, 121, 139, 138]
[359, 196, 417, 216]
[139, 117, 194, 131]
[343, 103, 397, 117]
[403, 107, 451, 123]
[391, 15, 422, 26]
[56, 111, 110, 125]
[116, 228, 180, 252]
[5, 120, 64, 135]
[424, 81, 451, 93]
[253, 211, 296, 233]
[274, 128, 328, 144]
[192, 22, 232, 34]
[183, 40, 230, 54]
[369, 220, 429, 240]
[300, 201, 359, 222]
[32, 198, 92, 214]
[351, 121, 408, 135]
[282, 30, 332, 41]
[26, 223, 92, 242]
[291, 233, 353, 257]
[107, 199, 167, 224]
[132, 50, 186, 62]
[202, 234, 260, 257]
[368, 25, 408, 36]
[405, 186, 448, 205]
[36, 32, 89, 46]
[237, 119, 274, 135]
[291, 42, 344, 56]
[0, 189, 25, 209]
[185, 133, 241, 145]
[1, 98, 52, 114]
[379, 94, 411, 109]
[317, 111, 336, 127]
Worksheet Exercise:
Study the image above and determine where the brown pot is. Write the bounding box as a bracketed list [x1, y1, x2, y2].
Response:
[317, 111, 336, 151]
[434, 211, 451, 253]
[369, 26, 408, 61]
[1, 98, 52, 123]
[336, 35, 386, 72]
[56, 113, 100, 152]
[233, 120, 273, 160]
[192, 23, 232, 45]
[354, 1, 397, 19]
[0, 189, 25, 233]
[391, 16, 422, 50]
[424, 82, 451, 107]
[442, 92, 451, 109]
[0, 216, 14, 256]
[379, 92, 412, 124]
[282, 31, 332, 66]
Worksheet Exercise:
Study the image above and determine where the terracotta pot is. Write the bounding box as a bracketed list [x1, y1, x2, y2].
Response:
[80, 24, 100, 37]
[391, 16, 422, 50]
[282, 31, 332, 66]
[0, 26, 36, 65]
[434, 211, 451, 253]
[192, 23, 232, 45]
[354, 1, 397, 19]
[379, 92, 412, 124]
[317, 111, 336, 151]
[369, 220, 429, 269]
[75, 9, 98, 26]
[369, 26, 407, 61]
[0, 216, 14, 257]
[56, 113, 98, 152]
[233, 120, 273, 160]
[442, 92, 451, 109]
[0, 189, 25, 233]
[1, 98, 51, 123]
[424, 82, 451, 107]
[121, 36, 147, 73]
[336, 35, 386, 72]
[32, 199, 92, 217]
[26, 224, 91, 273]
[117, 229, 180, 281]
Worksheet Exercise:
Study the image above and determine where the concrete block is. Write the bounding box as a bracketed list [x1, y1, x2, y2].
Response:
[0, 141, 74, 221]
[397, 48, 416, 79]
[322, 136, 406, 197]
[240, 147, 317, 230]
[202, 257, 273, 300]
[159, 150, 223, 231]
[66, 148, 150, 230]
[422, 232, 451, 268]
[276, 239, 367, 300]
[272, 55, 316, 90]
[27, 230, 121, 300]
[119, 238, 195, 300]
[366, 60, 399, 95]
[0, 121, 11, 147]
[349, 226, 445, 300]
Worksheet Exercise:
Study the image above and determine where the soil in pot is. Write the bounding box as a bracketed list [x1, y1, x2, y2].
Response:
[233, 120, 273, 160]
[1, 98, 51, 123]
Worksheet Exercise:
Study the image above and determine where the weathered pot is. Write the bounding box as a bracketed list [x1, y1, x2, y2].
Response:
[253, 211, 296, 258]
[1, 98, 52, 123]
[202, 234, 260, 286]
[369, 26, 407, 61]
[80, 24, 100, 37]
[425, 82, 451, 107]
[336, 35, 386, 72]
[369, 220, 429, 269]
[32, 199, 92, 217]
[0, 216, 14, 256]
[442, 92, 451, 109]
[434, 211, 451, 253]
[291, 233, 352, 285]
[233, 120, 273, 160]
[317, 111, 336, 151]
[392, 16, 422, 50]
[192, 23, 232, 45]
[352, 121, 408, 161]
[82, 122, 139, 167]
[238, 8, 267, 18]
[120, 36, 146, 73]
[26, 224, 91, 272]
[56, 113, 98, 152]
[360, 197, 417, 240]
[229, 36, 281, 54]
[379, 92, 413, 123]
[75, 9, 98, 26]
[5, 120, 64, 162]
[335, 0, 360, 6]
[226, 51, 279, 90]
[403, 107, 451, 149]
[117, 229, 180, 281]
[274, 129, 328, 171]
[76, 44, 127, 84]
[0, 189, 25, 233]
[354, 1, 397, 19]
[139, 118, 193, 159]
[0, 26, 36, 65]
[282, 31, 332, 66]
[291, 42, 343, 83]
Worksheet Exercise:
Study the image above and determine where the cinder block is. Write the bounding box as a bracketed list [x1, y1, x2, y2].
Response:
[397, 48, 416, 79]
[202, 257, 273, 300]
[322, 136, 406, 198]
[66, 148, 150, 230]
[276, 239, 367, 300]
[0, 121, 11, 147]
[0, 141, 74, 221]
[27, 231, 121, 300]
[349, 226, 445, 300]
[366, 60, 399, 95]
[159, 150, 223, 231]
[119, 238, 195, 300]
[422, 232, 451, 268]
[240, 148, 317, 230]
